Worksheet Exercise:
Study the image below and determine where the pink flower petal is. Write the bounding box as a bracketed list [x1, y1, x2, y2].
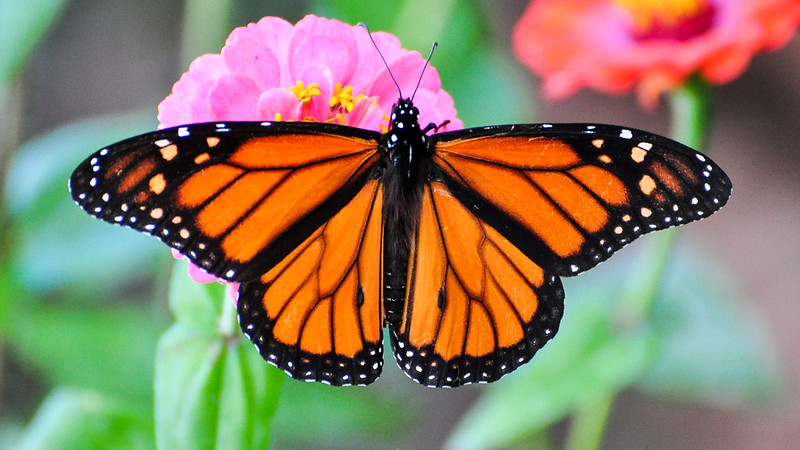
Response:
[170, 249, 219, 283]
[290, 16, 357, 84]
[227, 283, 240, 306]
[223, 25, 283, 91]
[207, 74, 261, 121]
[158, 54, 229, 128]
[348, 32, 399, 91]
[257, 88, 304, 121]
[346, 96, 385, 129]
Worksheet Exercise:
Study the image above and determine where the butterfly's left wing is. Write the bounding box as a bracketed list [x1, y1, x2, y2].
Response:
[70, 121, 381, 282]
[431, 123, 732, 276]
[391, 182, 564, 387]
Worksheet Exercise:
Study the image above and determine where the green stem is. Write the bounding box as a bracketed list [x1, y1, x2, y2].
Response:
[669, 74, 712, 151]
[207, 282, 236, 338]
[180, 0, 234, 68]
[564, 77, 712, 450]
[565, 394, 615, 450]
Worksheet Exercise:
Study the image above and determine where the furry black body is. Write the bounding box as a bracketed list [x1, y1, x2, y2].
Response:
[379, 99, 433, 326]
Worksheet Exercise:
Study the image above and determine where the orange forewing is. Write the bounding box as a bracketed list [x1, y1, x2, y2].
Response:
[435, 138, 631, 259]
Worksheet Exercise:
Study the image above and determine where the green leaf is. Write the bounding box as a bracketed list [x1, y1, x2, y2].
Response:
[3, 299, 166, 406]
[0, 0, 69, 83]
[5, 111, 163, 293]
[166, 260, 223, 328]
[636, 247, 782, 407]
[155, 262, 282, 449]
[445, 274, 658, 449]
[11, 388, 153, 450]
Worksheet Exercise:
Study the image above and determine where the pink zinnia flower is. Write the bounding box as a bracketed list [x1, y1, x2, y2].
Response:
[159, 15, 462, 298]
[512, 0, 800, 108]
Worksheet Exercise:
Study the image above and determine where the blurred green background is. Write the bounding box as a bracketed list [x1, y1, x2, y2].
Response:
[2, 0, 798, 448]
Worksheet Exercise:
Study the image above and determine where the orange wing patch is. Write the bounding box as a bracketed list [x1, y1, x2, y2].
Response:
[435, 144, 630, 260]
[391, 182, 564, 387]
[433, 126, 730, 277]
[69, 123, 382, 283]
[238, 181, 384, 386]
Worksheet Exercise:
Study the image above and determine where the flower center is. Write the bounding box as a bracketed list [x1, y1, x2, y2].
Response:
[330, 83, 366, 112]
[289, 81, 321, 103]
[613, 0, 716, 41]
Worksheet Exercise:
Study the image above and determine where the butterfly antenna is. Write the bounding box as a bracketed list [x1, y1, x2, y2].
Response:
[359, 22, 403, 98]
[411, 42, 437, 102]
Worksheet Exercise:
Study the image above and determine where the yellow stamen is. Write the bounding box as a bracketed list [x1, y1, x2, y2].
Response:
[379, 113, 391, 134]
[330, 83, 367, 112]
[274, 112, 283, 122]
[323, 113, 347, 125]
[613, 0, 708, 32]
[289, 81, 321, 103]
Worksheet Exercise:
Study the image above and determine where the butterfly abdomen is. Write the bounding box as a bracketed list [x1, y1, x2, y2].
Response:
[381, 99, 433, 325]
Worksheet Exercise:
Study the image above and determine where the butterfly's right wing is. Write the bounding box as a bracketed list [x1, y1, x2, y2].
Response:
[391, 182, 564, 387]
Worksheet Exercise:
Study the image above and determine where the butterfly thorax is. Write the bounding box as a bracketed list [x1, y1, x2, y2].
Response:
[381, 99, 431, 325]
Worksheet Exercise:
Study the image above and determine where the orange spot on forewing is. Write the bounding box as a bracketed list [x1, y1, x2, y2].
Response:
[178, 165, 244, 207]
[569, 165, 628, 206]
[222, 152, 377, 263]
[194, 153, 210, 164]
[650, 160, 684, 197]
[639, 174, 657, 195]
[160, 144, 178, 161]
[149, 174, 166, 194]
[197, 170, 288, 237]
[437, 136, 581, 169]
[529, 171, 609, 233]
[434, 155, 585, 257]
[230, 134, 376, 168]
[118, 157, 157, 194]
[631, 146, 647, 163]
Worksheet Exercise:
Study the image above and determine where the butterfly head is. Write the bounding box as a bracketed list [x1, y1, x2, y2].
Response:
[386, 99, 422, 148]
[390, 99, 420, 131]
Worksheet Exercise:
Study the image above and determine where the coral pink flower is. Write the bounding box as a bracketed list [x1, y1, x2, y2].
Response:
[513, 0, 800, 108]
[159, 15, 462, 298]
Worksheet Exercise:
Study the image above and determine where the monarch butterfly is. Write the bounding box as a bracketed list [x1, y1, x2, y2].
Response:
[69, 49, 731, 388]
